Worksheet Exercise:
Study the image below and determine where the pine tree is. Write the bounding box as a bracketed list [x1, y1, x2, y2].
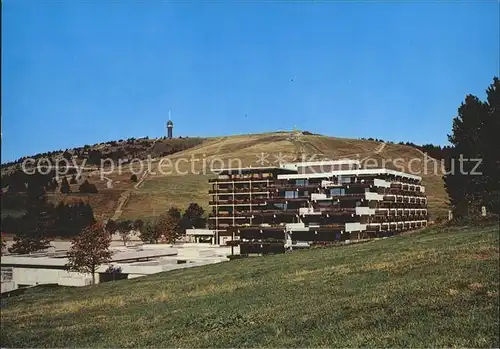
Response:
[8, 170, 27, 193]
[75, 201, 87, 232]
[444, 77, 500, 218]
[45, 180, 55, 192]
[182, 202, 207, 229]
[132, 219, 144, 231]
[79, 180, 98, 193]
[63, 150, 72, 160]
[60, 177, 71, 194]
[54, 201, 69, 237]
[443, 94, 482, 217]
[9, 175, 52, 254]
[483, 77, 500, 214]
[83, 203, 96, 226]
[105, 219, 117, 234]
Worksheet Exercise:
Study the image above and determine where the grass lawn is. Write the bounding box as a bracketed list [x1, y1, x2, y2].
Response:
[1, 224, 498, 348]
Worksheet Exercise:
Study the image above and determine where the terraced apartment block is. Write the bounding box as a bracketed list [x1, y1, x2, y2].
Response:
[208, 160, 428, 254]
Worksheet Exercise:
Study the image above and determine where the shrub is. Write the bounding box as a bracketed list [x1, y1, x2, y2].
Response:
[79, 180, 98, 194]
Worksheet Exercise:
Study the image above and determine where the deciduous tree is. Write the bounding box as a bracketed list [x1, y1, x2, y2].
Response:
[66, 222, 112, 285]
[139, 221, 160, 243]
[155, 207, 183, 243]
[116, 220, 132, 246]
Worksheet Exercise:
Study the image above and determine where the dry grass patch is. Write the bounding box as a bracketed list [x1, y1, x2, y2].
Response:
[186, 280, 257, 298]
[361, 261, 394, 271]
[456, 246, 500, 261]
[469, 282, 485, 290]
[5, 295, 130, 320]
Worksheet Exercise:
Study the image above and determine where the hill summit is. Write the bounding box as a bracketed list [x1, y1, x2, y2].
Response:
[1, 132, 449, 222]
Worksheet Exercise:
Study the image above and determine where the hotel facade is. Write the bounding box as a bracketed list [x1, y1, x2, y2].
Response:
[207, 160, 428, 254]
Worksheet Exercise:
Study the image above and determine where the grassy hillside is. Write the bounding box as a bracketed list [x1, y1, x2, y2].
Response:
[2, 131, 450, 221]
[1, 224, 498, 348]
[121, 174, 214, 221]
[1, 137, 205, 221]
[122, 132, 449, 220]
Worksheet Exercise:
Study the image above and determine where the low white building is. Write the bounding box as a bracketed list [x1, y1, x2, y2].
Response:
[1, 242, 238, 293]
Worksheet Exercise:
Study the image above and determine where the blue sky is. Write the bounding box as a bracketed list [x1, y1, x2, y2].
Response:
[2, 1, 498, 162]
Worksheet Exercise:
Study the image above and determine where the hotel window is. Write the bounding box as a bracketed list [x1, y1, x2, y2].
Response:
[274, 203, 288, 210]
[340, 177, 352, 184]
[296, 179, 309, 186]
[330, 188, 346, 196]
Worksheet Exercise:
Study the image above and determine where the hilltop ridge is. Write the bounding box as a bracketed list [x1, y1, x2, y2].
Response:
[1, 131, 449, 222]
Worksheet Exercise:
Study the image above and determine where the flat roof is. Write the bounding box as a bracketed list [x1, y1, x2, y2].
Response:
[282, 160, 361, 167]
[186, 229, 215, 236]
[215, 166, 297, 175]
[277, 168, 422, 181]
[1, 248, 178, 267]
[213, 161, 361, 175]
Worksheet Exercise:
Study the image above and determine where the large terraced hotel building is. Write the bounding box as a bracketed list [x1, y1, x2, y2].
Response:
[207, 160, 428, 254]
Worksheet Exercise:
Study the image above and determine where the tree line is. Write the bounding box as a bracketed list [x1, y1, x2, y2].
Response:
[3, 170, 99, 194]
[106, 202, 207, 245]
[358, 138, 453, 161]
[62, 203, 208, 284]
[1, 175, 208, 254]
[3, 191, 96, 255]
[1, 137, 204, 171]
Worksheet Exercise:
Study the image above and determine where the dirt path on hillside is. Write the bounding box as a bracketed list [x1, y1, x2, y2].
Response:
[287, 133, 326, 160]
[111, 191, 131, 221]
[215, 137, 228, 155]
[374, 142, 386, 154]
[134, 168, 151, 189]
[359, 142, 386, 164]
[110, 157, 155, 220]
